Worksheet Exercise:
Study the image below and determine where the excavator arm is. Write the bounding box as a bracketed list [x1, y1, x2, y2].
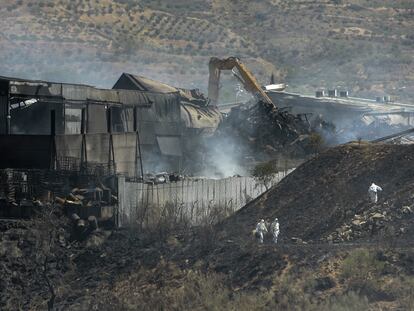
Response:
[208, 57, 276, 109]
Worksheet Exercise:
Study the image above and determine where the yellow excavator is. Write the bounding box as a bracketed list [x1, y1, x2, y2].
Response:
[208, 56, 279, 109]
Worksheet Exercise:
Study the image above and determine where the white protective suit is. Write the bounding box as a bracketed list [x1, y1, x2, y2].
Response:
[368, 183, 382, 203]
[255, 219, 268, 244]
[270, 218, 280, 244]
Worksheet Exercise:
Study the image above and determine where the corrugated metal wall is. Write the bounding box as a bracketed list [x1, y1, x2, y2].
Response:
[5, 77, 184, 174]
[55, 133, 137, 176]
[117, 170, 295, 227]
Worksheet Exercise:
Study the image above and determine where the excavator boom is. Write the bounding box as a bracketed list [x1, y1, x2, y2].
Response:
[208, 57, 276, 109]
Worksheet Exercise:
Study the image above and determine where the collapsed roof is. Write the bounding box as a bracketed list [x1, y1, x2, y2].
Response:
[113, 73, 222, 133]
[113, 73, 179, 94]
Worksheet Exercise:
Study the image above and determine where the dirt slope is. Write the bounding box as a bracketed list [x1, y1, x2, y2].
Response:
[220, 142, 414, 243]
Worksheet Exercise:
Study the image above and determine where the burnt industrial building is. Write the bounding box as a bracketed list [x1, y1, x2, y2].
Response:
[0, 73, 221, 178]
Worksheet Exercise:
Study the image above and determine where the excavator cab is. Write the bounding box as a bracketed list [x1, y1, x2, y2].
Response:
[207, 56, 276, 109]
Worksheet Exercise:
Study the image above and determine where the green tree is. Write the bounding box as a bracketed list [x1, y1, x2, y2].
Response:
[252, 161, 277, 190]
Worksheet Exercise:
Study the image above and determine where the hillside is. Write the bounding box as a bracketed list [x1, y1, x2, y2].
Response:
[220, 142, 414, 243]
[0, 0, 413, 102]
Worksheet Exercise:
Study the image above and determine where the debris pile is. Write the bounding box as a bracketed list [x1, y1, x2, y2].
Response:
[56, 186, 115, 222]
[0, 170, 45, 218]
[143, 172, 183, 184]
[341, 116, 412, 142]
[212, 101, 324, 162]
[326, 202, 413, 243]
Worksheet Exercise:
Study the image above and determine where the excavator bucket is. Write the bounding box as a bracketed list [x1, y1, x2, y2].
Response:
[207, 57, 276, 109]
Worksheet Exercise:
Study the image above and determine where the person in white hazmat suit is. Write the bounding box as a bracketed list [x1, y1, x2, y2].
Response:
[368, 183, 382, 203]
[270, 217, 280, 244]
[255, 219, 268, 244]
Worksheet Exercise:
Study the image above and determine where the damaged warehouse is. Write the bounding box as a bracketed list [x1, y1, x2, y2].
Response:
[0, 73, 222, 177]
[0, 73, 300, 226]
[0, 74, 206, 222]
[0, 74, 275, 226]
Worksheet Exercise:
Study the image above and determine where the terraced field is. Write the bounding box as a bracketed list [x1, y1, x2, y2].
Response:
[0, 0, 413, 102]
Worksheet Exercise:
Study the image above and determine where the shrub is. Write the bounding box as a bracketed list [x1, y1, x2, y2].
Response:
[251, 161, 278, 190]
[272, 272, 315, 310]
[341, 249, 385, 279]
[96, 270, 271, 311]
[308, 132, 324, 153]
[319, 291, 369, 311]
[341, 248, 386, 299]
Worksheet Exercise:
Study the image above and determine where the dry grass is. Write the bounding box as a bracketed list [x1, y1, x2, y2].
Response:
[92, 264, 374, 311]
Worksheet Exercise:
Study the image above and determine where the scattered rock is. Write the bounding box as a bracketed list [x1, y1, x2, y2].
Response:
[88, 216, 99, 230]
[291, 237, 307, 244]
[370, 212, 385, 220]
[352, 219, 367, 227]
[84, 230, 112, 248]
[0, 241, 22, 258]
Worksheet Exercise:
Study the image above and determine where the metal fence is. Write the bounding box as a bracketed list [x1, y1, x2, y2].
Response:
[117, 169, 294, 227]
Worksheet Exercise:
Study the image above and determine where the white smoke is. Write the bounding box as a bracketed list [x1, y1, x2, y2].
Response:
[202, 134, 248, 178]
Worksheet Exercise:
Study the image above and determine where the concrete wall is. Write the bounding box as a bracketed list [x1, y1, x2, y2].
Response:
[117, 170, 294, 227]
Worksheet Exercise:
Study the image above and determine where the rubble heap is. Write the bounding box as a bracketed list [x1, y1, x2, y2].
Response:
[56, 186, 116, 222]
[326, 202, 413, 242]
[345, 117, 412, 142]
[218, 142, 414, 243]
[213, 101, 323, 162]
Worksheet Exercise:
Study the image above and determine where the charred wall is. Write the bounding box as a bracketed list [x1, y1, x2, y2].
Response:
[0, 80, 9, 134]
[0, 135, 51, 169]
[0, 76, 185, 176]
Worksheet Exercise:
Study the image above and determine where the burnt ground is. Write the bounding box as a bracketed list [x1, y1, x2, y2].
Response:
[3, 226, 412, 310]
[220, 142, 414, 243]
[2, 142, 414, 310]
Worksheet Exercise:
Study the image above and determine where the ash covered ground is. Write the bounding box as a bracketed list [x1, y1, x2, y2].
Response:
[2, 143, 414, 310]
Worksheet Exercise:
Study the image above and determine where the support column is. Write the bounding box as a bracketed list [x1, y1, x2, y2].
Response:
[0, 81, 9, 134]
[134, 106, 144, 180]
[50, 110, 57, 170]
[117, 175, 126, 228]
[107, 107, 115, 174]
[80, 108, 88, 172]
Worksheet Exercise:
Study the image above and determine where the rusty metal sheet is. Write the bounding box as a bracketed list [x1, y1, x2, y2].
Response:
[10, 81, 62, 97]
[113, 73, 178, 94]
[156, 136, 182, 156]
[181, 103, 222, 129]
[87, 104, 107, 134]
[118, 90, 153, 107]
[87, 87, 119, 103]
